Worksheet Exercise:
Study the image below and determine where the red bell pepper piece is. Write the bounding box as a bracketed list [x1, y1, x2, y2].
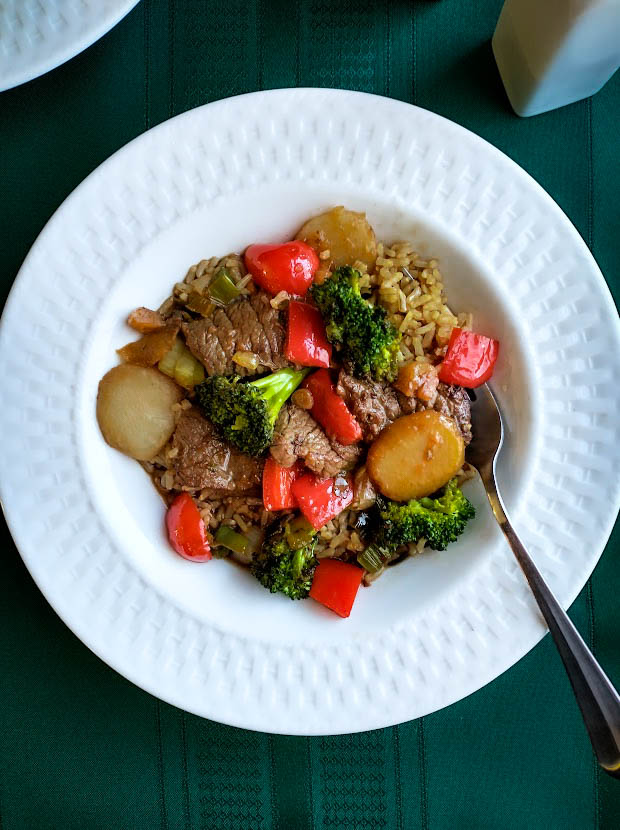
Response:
[309, 559, 364, 618]
[165, 492, 212, 562]
[438, 328, 499, 388]
[262, 458, 303, 511]
[245, 241, 319, 296]
[285, 301, 332, 368]
[291, 473, 354, 530]
[304, 369, 362, 445]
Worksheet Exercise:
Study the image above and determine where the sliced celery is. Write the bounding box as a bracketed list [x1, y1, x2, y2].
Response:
[175, 351, 200, 389]
[357, 545, 384, 573]
[158, 338, 184, 377]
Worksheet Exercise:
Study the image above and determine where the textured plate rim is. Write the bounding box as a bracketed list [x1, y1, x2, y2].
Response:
[1, 89, 619, 734]
[0, 0, 141, 92]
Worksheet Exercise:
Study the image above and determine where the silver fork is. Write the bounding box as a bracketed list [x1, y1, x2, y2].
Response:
[467, 383, 620, 778]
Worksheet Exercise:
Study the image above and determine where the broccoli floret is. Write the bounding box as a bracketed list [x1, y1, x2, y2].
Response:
[196, 367, 309, 456]
[309, 266, 401, 381]
[251, 517, 318, 600]
[372, 478, 475, 554]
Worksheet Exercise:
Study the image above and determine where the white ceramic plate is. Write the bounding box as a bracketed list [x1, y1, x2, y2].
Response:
[0, 0, 141, 92]
[1, 89, 619, 735]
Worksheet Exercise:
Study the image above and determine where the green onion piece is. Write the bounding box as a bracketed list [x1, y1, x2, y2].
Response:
[208, 268, 240, 306]
[215, 525, 251, 556]
[357, 545, 384, 573]
[285, 516, 316, 550]
[186, 291, 215, 317]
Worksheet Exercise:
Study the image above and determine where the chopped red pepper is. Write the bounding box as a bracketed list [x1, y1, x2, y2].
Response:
[165, 492, 212, 562]
[303, 369, 362, 445]
[245, 241, 319, 297]
[291, 473, 354, 530]
[285, 301, 332, 368]
[262, 458, 303, 511]
[438, 328, 499, 388]
[309, 559, 364, 618]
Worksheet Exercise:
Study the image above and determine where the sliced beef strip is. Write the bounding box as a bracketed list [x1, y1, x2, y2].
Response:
[181, 290, 288, 376]
[335, 370, 401, 442]
[170, 407, 264, 492]
[397, 382, 472, 445]
[271, 404, 362, 479]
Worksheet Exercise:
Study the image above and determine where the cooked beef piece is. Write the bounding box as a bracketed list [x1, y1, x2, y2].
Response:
[171, 407, 264, 492]
[335, 370, 401, 441]
[270, 404, 362, 478]
[181, 291, 288, 376]
[397, 382, 472, 444]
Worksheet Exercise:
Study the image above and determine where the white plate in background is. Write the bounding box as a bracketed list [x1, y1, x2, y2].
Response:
[1, 89, 618, 734]
[0, 0, 141, 92]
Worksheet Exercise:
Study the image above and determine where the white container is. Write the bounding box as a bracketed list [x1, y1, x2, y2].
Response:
[492, 0, 620, 116]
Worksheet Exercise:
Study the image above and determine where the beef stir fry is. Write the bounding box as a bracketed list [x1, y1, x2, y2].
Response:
[97, 207, 499, 617]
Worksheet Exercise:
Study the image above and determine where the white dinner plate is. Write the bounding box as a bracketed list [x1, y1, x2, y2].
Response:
[1, 89, 619, 735]
[0, 0, 141, 92]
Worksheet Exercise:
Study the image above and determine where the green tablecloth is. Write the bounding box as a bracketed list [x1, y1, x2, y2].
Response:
[1, 1, 619, 827]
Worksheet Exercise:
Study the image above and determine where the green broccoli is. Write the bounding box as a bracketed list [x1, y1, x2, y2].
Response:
[195, 367, 309, 456]
[374, 478, 475, 553]
[251, 516, 318, 600]
[309, 266, 401, 381]
[358, 479, 475, 571]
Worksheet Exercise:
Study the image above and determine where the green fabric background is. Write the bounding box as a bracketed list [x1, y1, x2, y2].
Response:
[1, 1, 619, 827]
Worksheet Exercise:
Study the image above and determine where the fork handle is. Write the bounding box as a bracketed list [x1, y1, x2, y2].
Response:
[483, 471, 620, 778]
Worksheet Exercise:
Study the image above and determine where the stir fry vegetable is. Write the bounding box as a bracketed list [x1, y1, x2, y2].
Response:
[262, 458, 303, 511]
[158, 338, 205, 389]
[309, 559, 364, 618]
[303, 369, 362, 446]
[166, 493, 212, 562]
[438, 328, 499, 388]
[285, 300, 332, 368]
[367, 410, 465, 502]
[196, 367, 310, 456]
[245, 241, 319, 296]
[310, 266, 401, 381]
[291, 472, 354, 530]
[207, 268, 241, 305]
[117, 323, 180, 367]
[251, 517, 318, 599]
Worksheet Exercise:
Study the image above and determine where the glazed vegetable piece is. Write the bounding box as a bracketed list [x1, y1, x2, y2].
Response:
[117, 323, 180, 367]
[166, 492, 212, 562]
[438, 328, 499, 388]
[394, 362, 439, 403]
[285, 300, 332, 368]
[367, 410, 465, 501]
[303, 369, 362, 446]
[369, 478, 475, 557]
[97, 364, 184, 461]
[207, 268, 241, 305]
[127, 307, 165, 333]
[158, 337, 205, 389]
[296, 206, 377, 272]
[310, 266, 401, 381]
[309, 558, 364, 618]
[215, 525, 263, 564]
[251, 516, 318, 599]
[263, 458, 303, 511]
[244, 241, 319, 296]
[195, 367, 310, 457]
[291, 472, 354, 530]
